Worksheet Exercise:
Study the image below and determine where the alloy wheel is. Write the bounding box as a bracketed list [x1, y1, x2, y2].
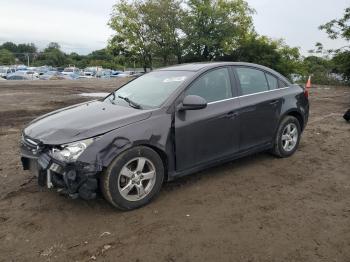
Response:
[281, 123, 299, 152]
[117, 157, 156, 201]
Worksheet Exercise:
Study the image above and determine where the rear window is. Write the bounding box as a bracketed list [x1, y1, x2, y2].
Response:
[235, 67, 269, 95]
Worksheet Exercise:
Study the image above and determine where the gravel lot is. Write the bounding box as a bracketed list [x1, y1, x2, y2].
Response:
[0, 79, 349, 262]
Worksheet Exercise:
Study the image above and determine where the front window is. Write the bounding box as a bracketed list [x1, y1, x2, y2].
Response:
[185, 68, 232, 103]
[106, 71, 194, 108]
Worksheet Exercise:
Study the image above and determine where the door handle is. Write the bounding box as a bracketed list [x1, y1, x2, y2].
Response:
[269, 100, 279, 106]
[226, 111, 239, 119]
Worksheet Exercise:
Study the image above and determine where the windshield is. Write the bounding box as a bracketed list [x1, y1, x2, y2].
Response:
[64, 69, 74, 72]
[106, 70, 193, 108]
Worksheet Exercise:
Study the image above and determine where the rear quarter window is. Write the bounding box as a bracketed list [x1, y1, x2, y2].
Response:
[279, 80, 289, 88]
[265, 73, 278, 90]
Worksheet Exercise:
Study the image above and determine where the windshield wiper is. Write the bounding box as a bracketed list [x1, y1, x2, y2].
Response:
[117, 95, 142, 109]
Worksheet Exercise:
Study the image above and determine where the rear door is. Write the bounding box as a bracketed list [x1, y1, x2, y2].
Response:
[233, 66, 282, 151]
[174, 67, 240, 171]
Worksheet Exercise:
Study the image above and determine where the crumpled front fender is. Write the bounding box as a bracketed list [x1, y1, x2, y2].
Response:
[77, 111, 175, 176]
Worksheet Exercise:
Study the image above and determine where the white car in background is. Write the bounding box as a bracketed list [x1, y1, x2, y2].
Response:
[96, 69, 112, 78]
[0, 67, 16, 79]
[62, 67, 80, 76]
[80, 67, 98, 79]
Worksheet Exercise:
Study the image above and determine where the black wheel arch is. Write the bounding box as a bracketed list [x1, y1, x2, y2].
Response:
[280, 109, 305, 132]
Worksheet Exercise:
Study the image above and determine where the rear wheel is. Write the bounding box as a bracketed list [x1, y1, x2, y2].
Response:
[272, 116, 301, 158]
[100, 146, 164, 210]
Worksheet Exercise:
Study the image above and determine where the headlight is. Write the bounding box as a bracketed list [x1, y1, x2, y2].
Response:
[51, 137, 97, 162]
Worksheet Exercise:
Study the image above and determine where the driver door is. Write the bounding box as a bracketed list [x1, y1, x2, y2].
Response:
[174, 67, 240, 171]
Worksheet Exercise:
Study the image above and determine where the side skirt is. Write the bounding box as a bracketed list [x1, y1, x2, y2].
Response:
[167, 143, 272, 181]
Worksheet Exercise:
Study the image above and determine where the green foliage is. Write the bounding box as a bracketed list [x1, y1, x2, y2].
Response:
[109, 0, 155, 71]
[109, 0, 255, 69]
[184, 0, 254, 61]
[300, 56, 334, 84]
[0, 49, 15, 65]
[319, 7, 350, 43]
[332, 51, 350, 83]
[0, 42, 37, 64]
[34, 42, 68, 66]
[0, 42, 37, 54]
[317, 6, 350, 83]
[142, 0, 185, 64]
[218, 35, 302, 78]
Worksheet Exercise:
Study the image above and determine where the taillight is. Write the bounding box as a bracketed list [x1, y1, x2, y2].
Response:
[304, 88, 309, 99]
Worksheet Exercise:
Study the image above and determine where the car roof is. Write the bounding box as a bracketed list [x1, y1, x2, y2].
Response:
[157, 62, 290, 83]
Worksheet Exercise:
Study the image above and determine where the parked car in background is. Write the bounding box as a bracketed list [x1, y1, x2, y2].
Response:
[62, 66, 80, 76]
[24, 70, 39, 79]
[110, 70, 123, 78]
[96, 69, 112, 78]
[20, 62, 309, 210]
[0, 67, 16, 79]
[15, 65, 27, 71]
[7, 74, 31, 80]
[39, 71, 66, 80]
[35, 66, 53, 76]
[80, 67, 99, 79]
[64, 73, 80, 80]
[7, 70, 39, 80]
[111, 71, 133, 78]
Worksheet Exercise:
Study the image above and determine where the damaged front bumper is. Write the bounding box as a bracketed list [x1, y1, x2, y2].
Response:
[20, 137, 100, 200]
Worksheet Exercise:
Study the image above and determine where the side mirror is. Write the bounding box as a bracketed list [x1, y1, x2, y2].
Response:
[178, 95, 207, 111]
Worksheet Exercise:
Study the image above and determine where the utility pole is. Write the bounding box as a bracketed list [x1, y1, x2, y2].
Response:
[26, 53, 30, 67]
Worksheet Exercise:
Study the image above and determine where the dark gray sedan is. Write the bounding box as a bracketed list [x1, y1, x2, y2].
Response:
[20, 62, 309, 210]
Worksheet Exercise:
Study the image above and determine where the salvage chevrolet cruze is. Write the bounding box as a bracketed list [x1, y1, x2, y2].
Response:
[20, 62, 309, 210]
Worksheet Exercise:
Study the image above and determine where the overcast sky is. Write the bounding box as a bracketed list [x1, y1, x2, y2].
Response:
[0, 0, 348, 55]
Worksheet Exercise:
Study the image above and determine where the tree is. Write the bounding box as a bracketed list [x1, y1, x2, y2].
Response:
[35, 43, 67, 66]
[184, 0, 254, 61]
[301, 56, 335, 84]
[0, 42, 37, 64]
[109, 0, 255, 68]
[332, 51, 350, 82]
[0, 42, 17, 53]
[0, 49, 15, 65]
[224, 35, 302, 78]
[47, 42, 61, 50]
[320, 7, 349, 46]
[142, 0, 186, 64]
[319, 6, 350, 82]
[109, 0, 155, 71]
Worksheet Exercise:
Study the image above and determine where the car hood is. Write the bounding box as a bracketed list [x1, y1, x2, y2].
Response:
[24, 100, 152, 145]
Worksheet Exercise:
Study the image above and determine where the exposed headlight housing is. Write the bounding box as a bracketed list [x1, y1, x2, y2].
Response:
[51, 137, 97, 163]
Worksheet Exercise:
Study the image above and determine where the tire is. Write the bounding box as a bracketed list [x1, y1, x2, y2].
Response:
[100, 146, 164, 210]
[271, 116, 301, 158]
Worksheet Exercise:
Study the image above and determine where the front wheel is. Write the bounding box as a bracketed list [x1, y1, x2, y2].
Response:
[100, 146, 164, 210]
[271, 116, 301, 158]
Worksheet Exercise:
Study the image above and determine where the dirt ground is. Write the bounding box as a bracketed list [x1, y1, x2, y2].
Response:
[0, 79, 349, 262]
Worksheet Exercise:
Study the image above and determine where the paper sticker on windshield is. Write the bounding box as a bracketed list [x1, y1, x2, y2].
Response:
[163, 76, 187, 83]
